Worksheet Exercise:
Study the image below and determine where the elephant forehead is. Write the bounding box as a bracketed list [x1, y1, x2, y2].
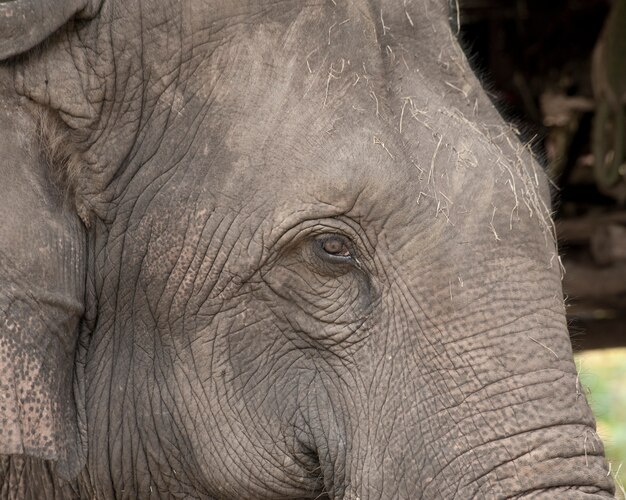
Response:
[168, 7, 399, 185]
[195, 103, 506, 230]
[140, 0, 550, 247]
[135, 5, 441, 215]
[220, 124, 406, 209]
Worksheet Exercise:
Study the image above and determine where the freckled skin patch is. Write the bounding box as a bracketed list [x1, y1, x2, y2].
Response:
[0, 0, 615, 498]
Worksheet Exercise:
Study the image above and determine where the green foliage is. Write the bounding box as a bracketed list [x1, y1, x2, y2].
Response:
[576, 348, 626, 495]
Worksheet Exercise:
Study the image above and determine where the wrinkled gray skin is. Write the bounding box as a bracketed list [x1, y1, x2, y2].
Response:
[0, 0, 616, 498]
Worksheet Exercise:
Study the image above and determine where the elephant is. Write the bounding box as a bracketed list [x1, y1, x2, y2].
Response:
[0, 0, 616, 498]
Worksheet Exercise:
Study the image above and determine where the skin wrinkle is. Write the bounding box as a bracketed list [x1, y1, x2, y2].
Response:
[162, 214, 199, 321]
[142, 362, 170, 491]
[191, 213, 240, 302]
[386, 270, 540, 492]
[218, 316, 326, 496]
[472, 425, 605, 479]
[201, 346, 257, 496]
[392, 308, 466, 454]
[474, 449, 608, 497]
[430, 390, 573, 448]
[428, 413, 595, 493]
[149, 307, 205, 493]
[284, 276, 358, 324]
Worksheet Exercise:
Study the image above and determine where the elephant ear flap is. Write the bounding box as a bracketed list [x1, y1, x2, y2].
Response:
[0, 0, 101, 59]
[0, 81, 86, 478]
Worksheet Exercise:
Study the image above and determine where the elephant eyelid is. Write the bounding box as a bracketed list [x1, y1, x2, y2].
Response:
[315, 234, 354, 260]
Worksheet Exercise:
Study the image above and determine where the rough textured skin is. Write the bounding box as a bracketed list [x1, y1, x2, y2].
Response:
[0, 0, 102, 59]
[0, 457, 80, 499]
[0, 70, 86, 480]
[0, 0, 617, 498]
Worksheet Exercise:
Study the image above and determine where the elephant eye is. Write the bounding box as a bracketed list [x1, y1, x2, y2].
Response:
[317, 235, 353, 259]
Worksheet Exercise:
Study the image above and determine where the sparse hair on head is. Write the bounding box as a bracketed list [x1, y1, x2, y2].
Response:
[34, 106, 89, 223]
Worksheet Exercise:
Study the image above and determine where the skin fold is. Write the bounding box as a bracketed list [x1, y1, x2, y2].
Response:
[0, 0, 616, 498]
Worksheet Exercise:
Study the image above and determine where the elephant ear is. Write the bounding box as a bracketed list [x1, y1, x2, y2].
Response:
[0, 74, 86, 480]
[0, 0, 101, 59]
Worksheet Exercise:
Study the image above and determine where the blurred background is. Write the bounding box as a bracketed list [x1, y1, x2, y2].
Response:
[455, 0, 626, 492]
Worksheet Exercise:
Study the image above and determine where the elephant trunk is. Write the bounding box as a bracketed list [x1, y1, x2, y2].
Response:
[338, 424, 613, 499]
[308, 321, 615, 498]
[330, 405, 614, 498]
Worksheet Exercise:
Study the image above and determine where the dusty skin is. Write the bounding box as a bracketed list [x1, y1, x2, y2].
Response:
[0, 0, 617, 498]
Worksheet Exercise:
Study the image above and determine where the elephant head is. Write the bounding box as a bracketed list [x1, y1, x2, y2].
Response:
[0, 0, 616, 498]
